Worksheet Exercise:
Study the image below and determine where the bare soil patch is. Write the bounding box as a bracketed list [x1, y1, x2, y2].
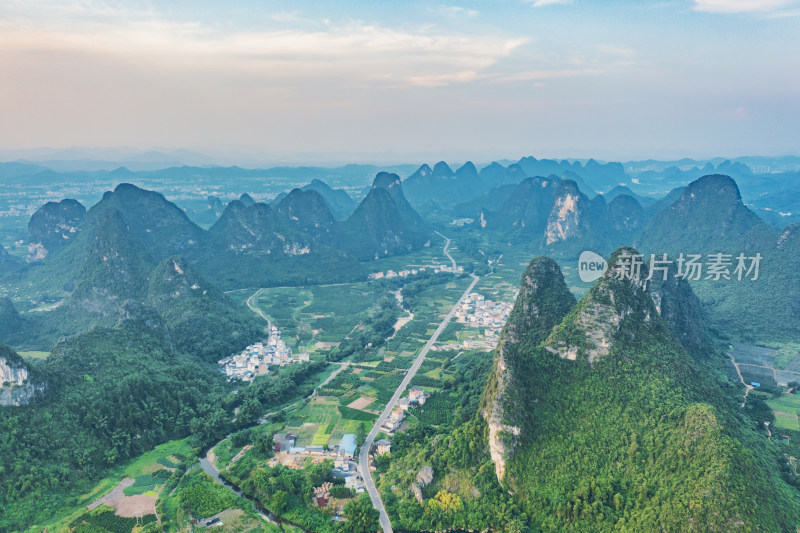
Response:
[106, 494, 157, 517]
[347, 396, 374, 410]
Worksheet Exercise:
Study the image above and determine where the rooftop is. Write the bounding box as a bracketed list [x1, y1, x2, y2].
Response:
[340, 433, 357, 456]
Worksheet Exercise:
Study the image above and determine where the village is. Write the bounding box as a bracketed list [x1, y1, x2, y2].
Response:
[218, 323, 310, 381]
[368, 263, 463, 281]
[264, 386, 429, 516]
[430, 291, 516, 352]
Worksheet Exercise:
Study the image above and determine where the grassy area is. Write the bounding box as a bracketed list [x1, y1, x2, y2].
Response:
[29, 438, 195, 532]
[768, 394, 800, 431]
[769, 342, 800, 371]
[213, 438, 240, 470]
[17, 351, 50, 360]
[768, 393, 800, 413]
[774, 412, 800, 431]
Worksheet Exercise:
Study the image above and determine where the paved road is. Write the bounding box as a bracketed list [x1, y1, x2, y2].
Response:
[245, 289, 270, 324]
[360, 264, 479, 533]
[434, 231, 457, 270]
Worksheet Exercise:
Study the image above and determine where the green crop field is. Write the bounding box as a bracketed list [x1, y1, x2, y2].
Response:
[774, 412, 800, 431]
[768, 393, 800, 412]
[250, 282, 381, 351]
[338, 405, 377, 421]
[768, 394, 800, 431]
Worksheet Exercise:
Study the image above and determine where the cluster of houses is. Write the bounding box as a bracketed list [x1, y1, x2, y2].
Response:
[449, 217, 474, 227]
[369, 268, 423, 280]
[381, 386, 428, 433]
[218, 324, 309, 381]
[449, 292, 515, 349]
[455, 292, 514, 332]
[368, 264, 464, 281]
[271, 432, 366, 494]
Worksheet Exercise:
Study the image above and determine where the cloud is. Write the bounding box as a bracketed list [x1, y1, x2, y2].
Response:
[692, 0, 799, 13]
[0, 15, 526, 89]
[530, 0, 571, 6]
[437, 5, 480, 18]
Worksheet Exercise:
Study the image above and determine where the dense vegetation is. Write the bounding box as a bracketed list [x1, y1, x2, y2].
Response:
[377, 350, 531, 531]
[494, 250, 800, 531]
[0, 320, 325, 531]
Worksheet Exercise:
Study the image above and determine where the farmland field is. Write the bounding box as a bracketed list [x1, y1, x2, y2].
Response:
[774, 412, 800, 431]
[731, 344, 778, 367]
[249, 282, 379, 349]
[739, 364, 777, 388]
[768, 394, 800, 431]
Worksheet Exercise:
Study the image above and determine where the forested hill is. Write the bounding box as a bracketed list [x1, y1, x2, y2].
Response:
[486, 249, 800, 531]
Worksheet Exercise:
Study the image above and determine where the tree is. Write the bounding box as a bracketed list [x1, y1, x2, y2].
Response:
[357, 422, 367, 445]
[341, 494, 379, 533]
[270, 490, 288, 515]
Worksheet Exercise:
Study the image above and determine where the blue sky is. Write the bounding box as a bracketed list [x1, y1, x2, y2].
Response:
[0, 0, 798, 163]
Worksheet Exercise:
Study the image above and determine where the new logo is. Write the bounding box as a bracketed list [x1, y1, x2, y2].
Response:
[578, 251, 607, 283]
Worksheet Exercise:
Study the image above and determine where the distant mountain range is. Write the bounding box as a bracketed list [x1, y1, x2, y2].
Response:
[5, 163, 798, 345]
[13, 171, 430, 297]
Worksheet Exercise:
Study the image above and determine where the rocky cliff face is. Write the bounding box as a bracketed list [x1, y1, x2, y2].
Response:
[0, 356, 27, 386]
[0, 347, 39, 406]
[544, 180, 590, 245]
[27, 199, 86, 261]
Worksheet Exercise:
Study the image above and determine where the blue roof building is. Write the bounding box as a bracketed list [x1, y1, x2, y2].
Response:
[340, 434, 357, 458]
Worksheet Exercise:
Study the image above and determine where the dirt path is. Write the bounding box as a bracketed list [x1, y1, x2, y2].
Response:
[729, 351, 754, 408]
[87, 478, 135, 510]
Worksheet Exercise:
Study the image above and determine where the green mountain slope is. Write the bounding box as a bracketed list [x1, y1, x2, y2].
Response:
[488, 248, 800, 531]
[0, 298, 25, 345]
[482, 257, 576, 481]
[482, 176, 559, 238]
[84, 183, 205, 260]
[203, 199, 364, 287]
[65, 208, 155, 322]
[145, 256, 264, 362]
[636, 174, 798, 341]
[637, 174, 770, 252]
[404, 161, 485, 210]
[275, 188, 336, 237]
[302, 178, 357, 220]
[339, 172, 430, 260]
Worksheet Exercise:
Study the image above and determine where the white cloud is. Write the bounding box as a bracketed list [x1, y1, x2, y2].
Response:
[530, 0, 571, 6]
[438, 5, 480, 18]
[0, 17, 526, 89]
[692, 0, 799, 13]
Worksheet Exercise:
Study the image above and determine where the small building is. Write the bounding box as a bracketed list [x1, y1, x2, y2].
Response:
[396, 397, 412, 411]
[340, 434, 357, 459]
[376, 438, 391, 456]
[751, 382, 761, 387]
[409, 386, 426, 405]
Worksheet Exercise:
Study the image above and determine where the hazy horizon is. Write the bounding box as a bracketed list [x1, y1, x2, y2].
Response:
[2, 1, 799, 162]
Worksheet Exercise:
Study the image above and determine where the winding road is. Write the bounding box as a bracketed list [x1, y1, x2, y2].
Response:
[360, 233, 478, 533]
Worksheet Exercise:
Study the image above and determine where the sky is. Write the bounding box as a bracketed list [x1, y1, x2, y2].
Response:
[0, 0, 799, 164]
